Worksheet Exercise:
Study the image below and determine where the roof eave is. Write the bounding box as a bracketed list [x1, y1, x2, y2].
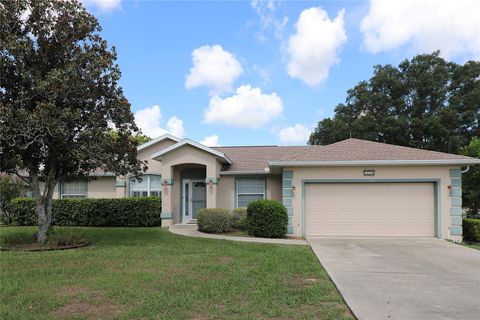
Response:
[220, 169, 271, 175]
[137, 133, 180, 151]
[150, 139, 232, 164]
[268, 159, 480, 167]
[90, 172, 117, 177]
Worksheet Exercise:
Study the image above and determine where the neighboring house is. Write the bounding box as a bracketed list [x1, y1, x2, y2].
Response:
[52, 134, 479, 241]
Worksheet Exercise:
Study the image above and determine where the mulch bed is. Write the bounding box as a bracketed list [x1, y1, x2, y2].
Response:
[0, 243, 90, 252]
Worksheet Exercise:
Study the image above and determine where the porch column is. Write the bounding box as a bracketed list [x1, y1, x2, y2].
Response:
[160, 166, 174, 227]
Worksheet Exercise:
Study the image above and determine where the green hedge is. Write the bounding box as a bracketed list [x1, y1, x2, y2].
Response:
[230, 208, 248, 231]
[247, 199, 288, 238]
[9, 197, 161, 227]
[197, 208, 230, 233]
[463, 219, 480, 243]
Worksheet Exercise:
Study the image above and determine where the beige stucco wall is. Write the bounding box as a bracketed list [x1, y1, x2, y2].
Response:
[137, 139, 177, 174]
[267, 175, 282, 203]
[87, 177, 117, 198]
[45, 177, 116, 199]
[217, 176, 235, 209]
[289, 166, 458, 240]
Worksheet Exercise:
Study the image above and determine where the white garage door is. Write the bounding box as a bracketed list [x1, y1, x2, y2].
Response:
[305, 183, 435, 237]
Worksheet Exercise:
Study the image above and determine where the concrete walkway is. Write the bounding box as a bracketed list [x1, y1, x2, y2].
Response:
[169, 224, 308, 245]
[309, 237, 480, 320]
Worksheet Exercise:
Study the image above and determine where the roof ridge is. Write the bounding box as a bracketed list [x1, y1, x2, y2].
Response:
[213, 145, 315, 149]
[213, 145, 278, 148]
[329, 138, 470, 157]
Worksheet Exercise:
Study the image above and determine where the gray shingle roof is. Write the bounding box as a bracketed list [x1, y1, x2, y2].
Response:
[214, 139, 477, 172]
[212, 145, 318, 171]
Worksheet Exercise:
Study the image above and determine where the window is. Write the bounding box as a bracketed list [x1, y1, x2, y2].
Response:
[130, 175, 161, 197]
[61, 180, 87, 198]
[236, 178, 265, 208]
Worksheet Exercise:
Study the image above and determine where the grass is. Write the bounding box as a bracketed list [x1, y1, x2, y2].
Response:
[0, 227, 353, 320]
[462, 242, 480, 250]
[222, 229, 250, 237]
[1, 227, 88, 251]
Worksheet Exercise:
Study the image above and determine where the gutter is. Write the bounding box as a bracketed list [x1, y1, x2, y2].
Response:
[461, 166, 470, 174]
[268, 159, 480, 167]
[220, 169, 270, 175]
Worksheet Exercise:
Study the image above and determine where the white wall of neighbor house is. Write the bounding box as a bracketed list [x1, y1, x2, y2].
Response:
[288, 166, 459, 240]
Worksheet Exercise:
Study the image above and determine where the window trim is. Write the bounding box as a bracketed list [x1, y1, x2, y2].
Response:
[129, 174, 162, 197]
[235, 177, 266, 208]
[60, 180, 88, 199]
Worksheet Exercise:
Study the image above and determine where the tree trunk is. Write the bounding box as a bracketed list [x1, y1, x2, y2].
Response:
[36, 196, 50, 244]
[32, 173, 56, 244]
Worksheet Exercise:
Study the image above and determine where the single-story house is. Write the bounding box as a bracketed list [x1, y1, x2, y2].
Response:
[52, 134, 480, 241]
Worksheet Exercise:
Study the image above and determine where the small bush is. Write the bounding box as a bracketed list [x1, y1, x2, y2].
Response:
[247, 199, 288, 238]
[230, 208, 248, 231]
[463, 219, 480, 243]
[197, 208, 231, 233]
[0, 175, 24, 224]
[8, 197, 161, 227]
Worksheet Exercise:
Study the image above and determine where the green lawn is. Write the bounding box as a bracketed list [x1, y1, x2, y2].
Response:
[462, 242, 480, 250]
[0, 227, 353, 320]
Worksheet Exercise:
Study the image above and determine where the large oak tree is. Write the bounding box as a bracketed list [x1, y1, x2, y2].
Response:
[0, 0, 146, 243]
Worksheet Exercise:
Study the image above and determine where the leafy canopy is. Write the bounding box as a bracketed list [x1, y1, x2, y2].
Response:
[309, 51, 480, 154]
[0, 0, 146, 242]
[0, 0, 146, 179]
[461, 138, 480, 216]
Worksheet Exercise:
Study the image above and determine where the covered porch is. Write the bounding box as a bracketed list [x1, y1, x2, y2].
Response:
[151, 139, 229, 226]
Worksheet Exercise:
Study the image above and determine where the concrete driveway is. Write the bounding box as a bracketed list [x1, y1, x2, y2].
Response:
[308, 238, 480, 320]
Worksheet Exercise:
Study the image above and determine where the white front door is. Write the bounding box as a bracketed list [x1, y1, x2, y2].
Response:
[182, 179, 206, 223]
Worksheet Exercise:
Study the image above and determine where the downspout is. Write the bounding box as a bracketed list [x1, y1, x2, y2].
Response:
[461, 166, 470, 174]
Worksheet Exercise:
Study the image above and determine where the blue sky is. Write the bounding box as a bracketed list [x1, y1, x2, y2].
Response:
[82, 0, 480, 146]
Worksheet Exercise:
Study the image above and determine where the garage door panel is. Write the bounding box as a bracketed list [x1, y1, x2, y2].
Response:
[305, 183, 434, 237]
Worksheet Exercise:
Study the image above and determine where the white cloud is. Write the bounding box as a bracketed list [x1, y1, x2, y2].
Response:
[278, 124, 311, 145]
[203, 85, 283, 128]
[200, 134, 220, 147]
[360, 0, 480, 59]
[287, 7, 347, 87]
[253, 64, 271, 84]
[134, 105, 186, 139]
[185, 45, 244, 95]
[81, 0, 121, 11]
[165, 116, 186, 139]
[251, 0, 289, 42]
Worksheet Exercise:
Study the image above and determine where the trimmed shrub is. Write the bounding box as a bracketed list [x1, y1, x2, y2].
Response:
[463, 219, 480, 243]
[247, 199, 287, 238]
[0, 175, 24, 224]
[8, 197, 161, 227]
[230, 208, 248, 231]
[197, 208, 230, 233]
